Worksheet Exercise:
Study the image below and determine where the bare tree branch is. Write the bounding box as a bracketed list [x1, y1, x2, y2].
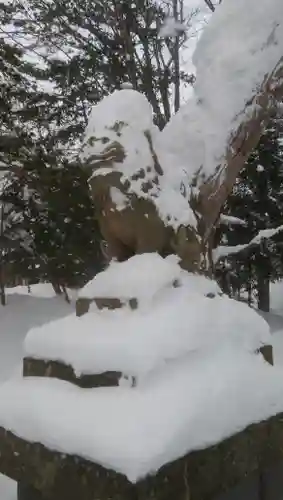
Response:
[204, 0, 215, 12]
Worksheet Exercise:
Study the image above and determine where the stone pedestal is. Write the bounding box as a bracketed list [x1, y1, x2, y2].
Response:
[76, 296, 138, 316]
[1, 412, 283, 500]
[23, 357, 122, 388]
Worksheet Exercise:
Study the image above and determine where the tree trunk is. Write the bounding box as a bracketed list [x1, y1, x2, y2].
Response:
[199, 58, 283, 242]
[257, 275, 270, 312]
[51, 282, 62, 296]
[0, 262, 6, 306]
[0, 203, 6, 306]
[247, 262, 252, 307]
[173, 0, 181, 113]
[256, 243, 270, 312]
[204, 0, 215, 11]
[62, 285, 70, 304]
[0, 283, 6, 306]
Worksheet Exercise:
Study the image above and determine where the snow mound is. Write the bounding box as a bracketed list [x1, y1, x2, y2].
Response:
[25, 255, 270, 380]
[1, 348, 283, 482]
[79, 253, 181, 302]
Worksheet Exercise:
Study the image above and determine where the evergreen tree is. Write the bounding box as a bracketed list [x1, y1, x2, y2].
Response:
[3, 0, 195, 135]
[0, 0, 198, 295]
[215, 111, 283, 310]
[0, 31, 104, 294]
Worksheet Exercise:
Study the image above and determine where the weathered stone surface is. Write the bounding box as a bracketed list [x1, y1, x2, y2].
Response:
[76, 297, 93, 317]
[18, 482, 45, 500]
[259, 345, 273, 365]
[0, 412, 283, 500]
[215, 474, 259, 500]
[23, 358, 122, 388]
[76, 296, 138, 317]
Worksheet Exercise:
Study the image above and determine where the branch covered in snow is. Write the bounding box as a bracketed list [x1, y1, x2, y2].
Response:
[160, 0, 283, 234]
[213, 225, 283, 263]
[219, 214, 247, 227]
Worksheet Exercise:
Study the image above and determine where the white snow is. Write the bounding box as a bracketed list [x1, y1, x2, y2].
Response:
[219, 214, 246, 226]
[0, 283, 73, 500]
[80, 89, 157, 173]
[0, 270, 283, 488]
[270, 281, 283, 315]
[1, 347, 283, 483]
[161, 0, 283, 188]
[25, 255, 270, 380]
[120, 82, 133, 90]
[0, 476, 15, 500]
[1, 0, 283, 491]
[213, 243, 248, 262]
[253, 226, 283, 243]
[214, 224, 283, 262]
[25, 290, 270, 380]
[0, 286, 72, 382]
[79, 253, 181, 302]
[257, 164, 265, 172]
[159, 17, 186, 38]
[80, 88, 196, 230]
[110, 186, 127, 211]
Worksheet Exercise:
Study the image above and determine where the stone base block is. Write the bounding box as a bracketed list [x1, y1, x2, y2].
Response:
[23, 358, 122, 388]
[0, 413, 283, 500]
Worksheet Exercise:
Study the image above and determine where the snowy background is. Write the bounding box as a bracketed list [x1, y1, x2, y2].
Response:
[0, 285, 72, 500]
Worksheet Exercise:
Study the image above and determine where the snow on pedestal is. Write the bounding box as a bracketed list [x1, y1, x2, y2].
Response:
[0, 254, 282, 484]
[78, 253, 181, 303]
[24, 254, 270, 381]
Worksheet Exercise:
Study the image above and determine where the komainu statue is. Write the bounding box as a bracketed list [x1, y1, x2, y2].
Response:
[79, 89, 203, 272]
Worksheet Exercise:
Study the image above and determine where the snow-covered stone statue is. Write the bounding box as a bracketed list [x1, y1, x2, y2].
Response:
[80, 0, 283, 276]
[79, 89, 202, 273]
[0, 2, 283, 500]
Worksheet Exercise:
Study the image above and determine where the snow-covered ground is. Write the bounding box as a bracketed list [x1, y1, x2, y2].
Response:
[1, 279, 283, 497]
[0, 284, 73, 500]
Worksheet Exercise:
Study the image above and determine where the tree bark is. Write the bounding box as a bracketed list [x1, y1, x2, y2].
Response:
[51, 282, 62, 296]
[256, 242, 271, 312]
[173, 0, 181, 113]
[257, 275, 270, 313]
[204, 0, 215, 12]
[0, 204, 6, 306]
[199, 58, 283, 242]
[62, 285, 70, 303]
[0, 271, 6, 306]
